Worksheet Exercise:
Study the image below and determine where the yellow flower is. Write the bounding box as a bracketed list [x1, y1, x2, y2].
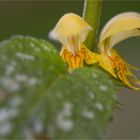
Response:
[49, 13, 100, 70]
[98, 12, 140, 90]
[50, 12, 140, 90]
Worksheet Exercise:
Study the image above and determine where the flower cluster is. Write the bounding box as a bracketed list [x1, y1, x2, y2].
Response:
[50, 12, 140, 90]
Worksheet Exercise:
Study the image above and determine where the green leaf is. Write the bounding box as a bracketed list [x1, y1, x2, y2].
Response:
[0, 36, 66, 138]
[0, 36, 116, 139]
[45, 67, 117, 139]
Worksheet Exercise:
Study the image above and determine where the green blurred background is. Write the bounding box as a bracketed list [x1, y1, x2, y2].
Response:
[0, 0, 140, 139]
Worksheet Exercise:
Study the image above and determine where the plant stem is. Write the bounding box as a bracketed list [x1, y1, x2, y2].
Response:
[83, 0, 102, 51]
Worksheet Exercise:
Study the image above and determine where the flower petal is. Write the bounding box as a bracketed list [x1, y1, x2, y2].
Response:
[49, 13, 92, 44]
[81, 44, 100, 65]
[99, 12, 140, 54]
[81, 45, 117, 78]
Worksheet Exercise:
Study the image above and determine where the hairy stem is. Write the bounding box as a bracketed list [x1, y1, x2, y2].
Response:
[83, 0, 102, 51]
